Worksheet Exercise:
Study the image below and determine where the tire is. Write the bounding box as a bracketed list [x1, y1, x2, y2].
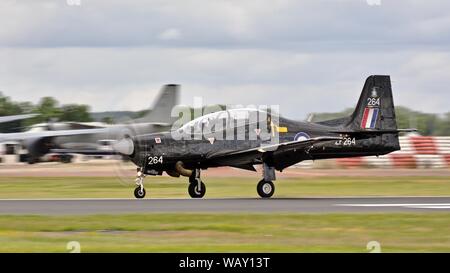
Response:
[188, 181, 206, 198]
[27, 157, 38, 165]
[61, 155, 73, 164]
[257, 180, 275, 198]
[134, 187, 146, 199]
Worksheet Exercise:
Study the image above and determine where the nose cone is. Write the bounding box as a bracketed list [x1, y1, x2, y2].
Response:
[112, 137, 134, 155]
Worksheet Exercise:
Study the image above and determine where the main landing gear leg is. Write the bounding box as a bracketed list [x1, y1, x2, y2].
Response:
[257, 163, 276, 198]
[188, 168, 206, 198]
[134, 168, 146, 199]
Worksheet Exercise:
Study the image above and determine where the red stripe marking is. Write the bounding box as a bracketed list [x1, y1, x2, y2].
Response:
[361, 108, 370, 129]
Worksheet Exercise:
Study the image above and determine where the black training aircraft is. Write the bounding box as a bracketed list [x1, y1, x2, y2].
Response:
[113, 75, 415, 199]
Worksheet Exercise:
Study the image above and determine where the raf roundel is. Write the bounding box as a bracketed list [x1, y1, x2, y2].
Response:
[294, 132, 311, 141]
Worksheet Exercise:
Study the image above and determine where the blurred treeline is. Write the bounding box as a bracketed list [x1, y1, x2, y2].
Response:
[0, 93, 92, 132]
[0, 93, 449, 135]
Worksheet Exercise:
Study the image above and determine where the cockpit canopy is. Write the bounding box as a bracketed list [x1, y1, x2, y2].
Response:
[179, 108, 273, 135]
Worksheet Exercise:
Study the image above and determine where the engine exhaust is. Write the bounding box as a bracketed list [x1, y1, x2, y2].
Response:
[166, 170, 180, 178]
[175, 161, 193, 177]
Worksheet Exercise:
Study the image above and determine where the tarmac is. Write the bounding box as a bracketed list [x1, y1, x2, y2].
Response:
[0, 197, 449, 215]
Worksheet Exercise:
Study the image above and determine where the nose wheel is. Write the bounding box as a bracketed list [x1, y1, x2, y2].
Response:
[134, 187, 146, 199]
[188, 168, 206, 198]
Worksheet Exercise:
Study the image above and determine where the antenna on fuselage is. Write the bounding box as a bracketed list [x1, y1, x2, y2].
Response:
[306, 113, 315, 123]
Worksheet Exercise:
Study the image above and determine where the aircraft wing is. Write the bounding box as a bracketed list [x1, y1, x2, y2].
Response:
[63, 122, 108, 129]
[0, 114, 38, 124]
[0, 128, 106, 142]
[150, 122, 172, 127]
[206, 136, 342, 165]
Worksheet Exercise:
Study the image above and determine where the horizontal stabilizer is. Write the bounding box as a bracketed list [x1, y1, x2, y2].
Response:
[330, 128, 417, 135]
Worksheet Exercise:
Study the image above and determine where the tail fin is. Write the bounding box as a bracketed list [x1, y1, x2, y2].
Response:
[346, 75, 397, 131]
[135, 85, 180, 124]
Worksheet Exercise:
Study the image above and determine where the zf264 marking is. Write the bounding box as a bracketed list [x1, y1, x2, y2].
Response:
[335, 137, 356, 146]
[147, 156, 163, 165]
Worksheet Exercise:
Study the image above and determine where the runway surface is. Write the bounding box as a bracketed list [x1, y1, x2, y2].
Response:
[2, 162, 449, 177]
[0, 197, 450, 215]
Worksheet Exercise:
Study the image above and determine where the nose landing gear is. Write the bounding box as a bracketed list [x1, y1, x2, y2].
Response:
[134, 168, 146, 199]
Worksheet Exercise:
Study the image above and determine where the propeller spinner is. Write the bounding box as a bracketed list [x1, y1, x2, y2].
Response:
[112, 136, 135, 155]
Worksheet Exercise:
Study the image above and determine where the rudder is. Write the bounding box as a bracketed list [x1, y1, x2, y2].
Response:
[347, 75, 398, 131]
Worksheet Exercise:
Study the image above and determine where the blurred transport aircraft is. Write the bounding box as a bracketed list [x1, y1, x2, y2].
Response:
[1, 85, 179, 164]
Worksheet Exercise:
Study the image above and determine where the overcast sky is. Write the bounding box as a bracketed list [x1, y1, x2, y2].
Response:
[0, 0, 449, 119]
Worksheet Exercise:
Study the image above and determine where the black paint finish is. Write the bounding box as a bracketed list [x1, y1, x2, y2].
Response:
[127, 76, 402, 176]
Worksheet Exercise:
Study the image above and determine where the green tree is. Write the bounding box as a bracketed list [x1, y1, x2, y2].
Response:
[17, 101, 34, 113]
[396, 107, 442, 136]
[0, 93, 31, 132]
[101, 116, 114, 124]
[0, 92, 23, 116]
[436, 112, 450, 136]
[60, 104, 92, 122]
[35, 97, 62, 122]
[134, 109, 150, 119]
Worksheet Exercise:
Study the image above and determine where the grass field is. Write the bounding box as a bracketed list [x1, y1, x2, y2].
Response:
[0, 176, 449, 198]
[0, 175, 449, 252]
[0, 213, 449, 252]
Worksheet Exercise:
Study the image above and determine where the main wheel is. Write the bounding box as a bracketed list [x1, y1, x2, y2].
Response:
[27, 156, 38, 165]
[60, 155, 73, 164]
[188, 181, 206, 198]
[134, 187, 146, 199]
[257, 180, 275, 198]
